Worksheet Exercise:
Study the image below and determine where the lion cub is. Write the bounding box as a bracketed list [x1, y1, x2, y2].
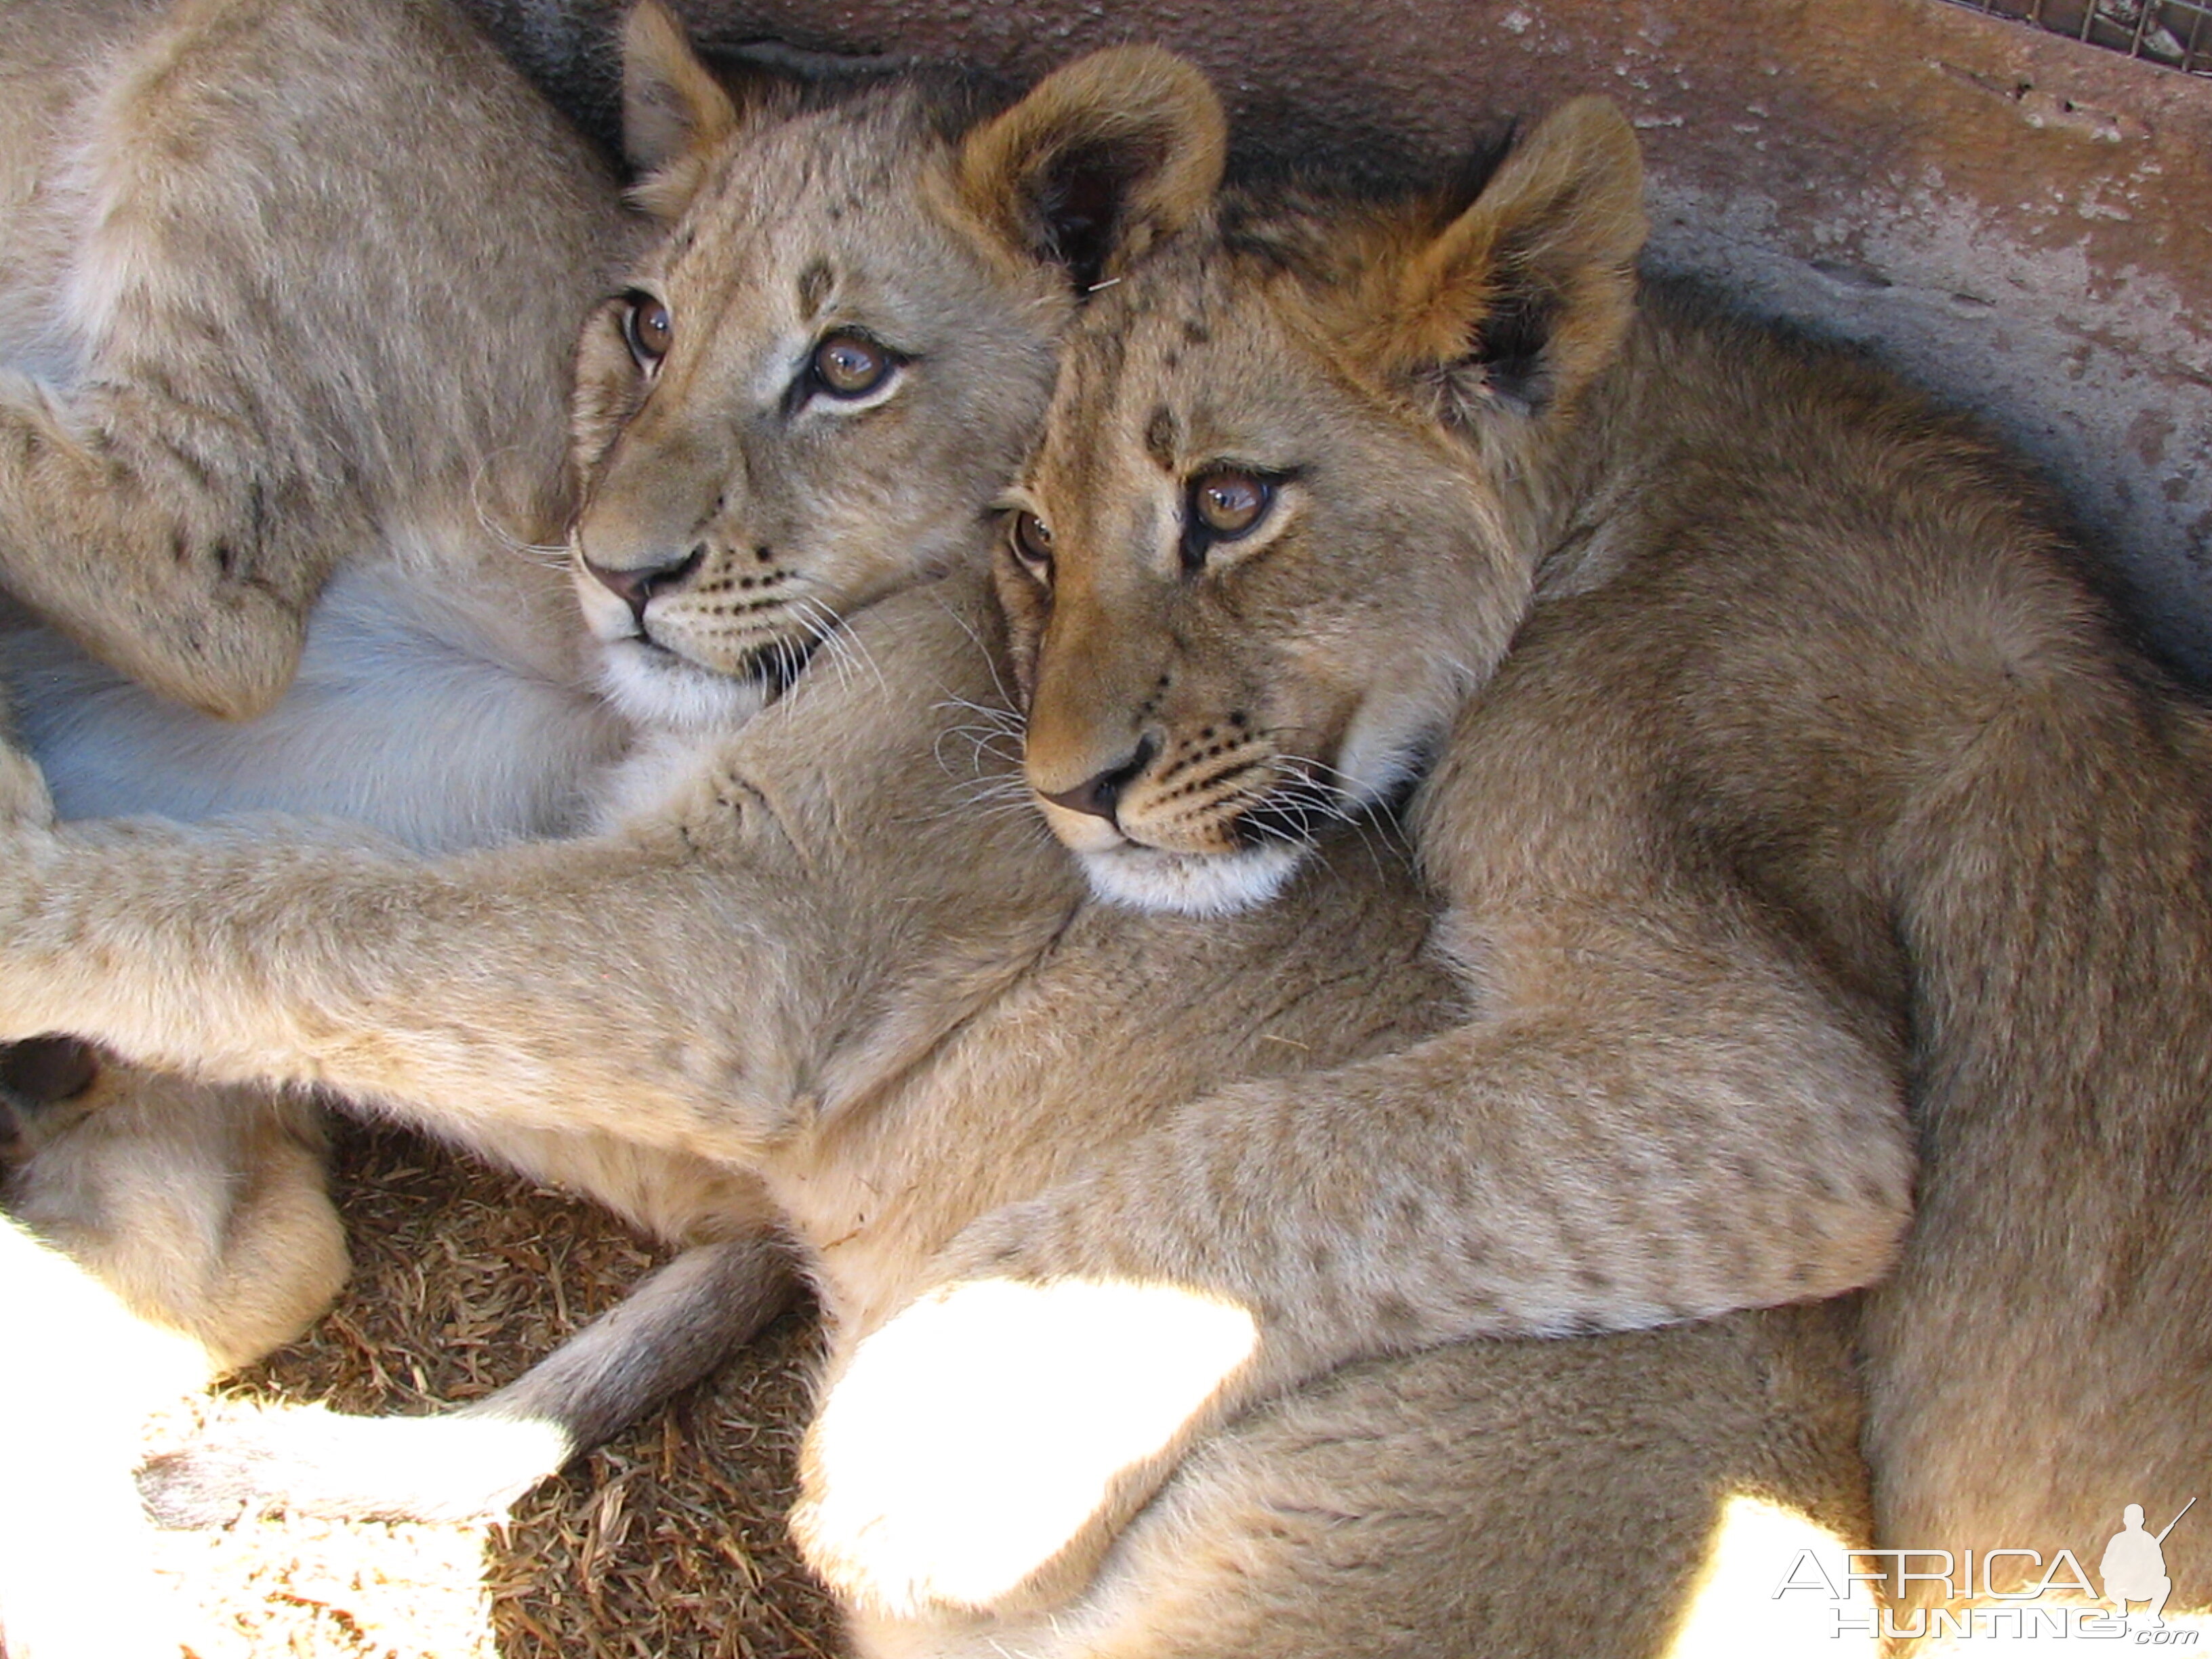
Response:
[0, 0, 651, 1366]
[0, 0, 619, 724]
[1, 0, 1221, 1538]
[999, 98, 2212, 1622]
[0, 49, 1877, 1659]
[0, 1, 636, 1648]
[84, 0, 1221, 1542]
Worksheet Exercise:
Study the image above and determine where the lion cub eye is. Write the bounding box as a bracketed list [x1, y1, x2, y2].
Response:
[811, 331, 895, 399]
[1010, 511, 1055, 583]
[1181, 468, 1276, 570]
[1193, 470, 1270, 538]
[622, 292, 673, 372]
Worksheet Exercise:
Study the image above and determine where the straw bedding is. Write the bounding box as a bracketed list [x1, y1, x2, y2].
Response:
[146, 1122, 843, 1659]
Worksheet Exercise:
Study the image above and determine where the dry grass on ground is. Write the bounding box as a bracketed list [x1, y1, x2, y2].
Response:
[147, 1122, 844, 1659]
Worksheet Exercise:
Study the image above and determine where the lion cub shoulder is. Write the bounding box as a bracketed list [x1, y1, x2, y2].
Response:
[0, 0, 624, 720]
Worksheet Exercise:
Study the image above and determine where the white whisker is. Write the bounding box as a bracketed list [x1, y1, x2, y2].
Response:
[928, 592, 1025, 718]
[468, 447, 570, 569]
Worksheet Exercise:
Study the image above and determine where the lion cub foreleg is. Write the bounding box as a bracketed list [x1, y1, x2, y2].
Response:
[796, 893, 1915, 1617]
[0, 820, 808, 1163]
[0, 586, 1080, 1162]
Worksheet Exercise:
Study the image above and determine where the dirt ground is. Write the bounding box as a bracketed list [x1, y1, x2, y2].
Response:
[146, 1122, 844, 1659]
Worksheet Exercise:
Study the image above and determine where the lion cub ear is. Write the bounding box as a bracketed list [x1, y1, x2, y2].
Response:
[955, 45, 1226, 294]
[620, 0, 744, 218]
[1368, 98, 1646, 426]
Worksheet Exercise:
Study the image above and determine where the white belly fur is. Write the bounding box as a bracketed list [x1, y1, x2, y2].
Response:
[7, 553, 626, 852]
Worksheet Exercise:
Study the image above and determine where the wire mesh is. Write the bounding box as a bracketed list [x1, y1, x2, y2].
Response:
[1935, 0, 2212, 75]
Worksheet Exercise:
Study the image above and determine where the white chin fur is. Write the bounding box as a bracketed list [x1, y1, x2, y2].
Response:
[596, 640, 771, 733]
[1076, 842, 1306, 918]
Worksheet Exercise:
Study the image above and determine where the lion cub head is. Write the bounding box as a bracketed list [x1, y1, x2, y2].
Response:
[1000, 100, 1646, 914]
[567, 5, 1223, 731]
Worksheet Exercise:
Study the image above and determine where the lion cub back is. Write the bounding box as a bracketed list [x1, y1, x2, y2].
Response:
[0, 0, 634, 843]
[0, 0, 628, 721]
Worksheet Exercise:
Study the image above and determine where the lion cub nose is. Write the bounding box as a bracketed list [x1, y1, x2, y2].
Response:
[582, 544, 705, 623]
[1040, 737, 1158, 824]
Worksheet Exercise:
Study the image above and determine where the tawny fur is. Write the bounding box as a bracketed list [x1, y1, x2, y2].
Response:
[0, 6, 679, 1652]
[1003, 96, 2212, 1624]
[5, 1065, 343, 1374]
[0, 56, 1875, 1657]
[0, 0, 647, 1375]
[0, 0, 610, 721]
[0, 578, 1880, 1658]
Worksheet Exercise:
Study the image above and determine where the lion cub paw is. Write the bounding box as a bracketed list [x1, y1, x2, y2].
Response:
[792, 1275, 1259, 1616]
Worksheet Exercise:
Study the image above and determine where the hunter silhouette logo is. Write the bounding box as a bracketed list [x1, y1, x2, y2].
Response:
[2105, 1500, 2194, 1628]
[1775, 1495, 2202, 1643]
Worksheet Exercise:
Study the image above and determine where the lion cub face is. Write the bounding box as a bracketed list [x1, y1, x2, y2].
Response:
[1003, 101, 1645, 914]
[569, 7, 1224, 733]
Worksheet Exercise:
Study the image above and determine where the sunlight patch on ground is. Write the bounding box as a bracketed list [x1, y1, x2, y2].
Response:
[141, 1394, 499, 1659]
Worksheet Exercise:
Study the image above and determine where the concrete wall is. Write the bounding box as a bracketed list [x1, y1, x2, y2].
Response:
[480, 0, 2212, 678]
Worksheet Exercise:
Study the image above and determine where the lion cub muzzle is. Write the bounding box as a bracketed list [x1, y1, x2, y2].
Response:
[1026, 681, 1316, 917]
[569, 469, 822, 729]
[1038, 721, 1307, 857]
[580, 535, 815, 688]
[1008, 541, 1330, 915]
[579, 542, 705, 626]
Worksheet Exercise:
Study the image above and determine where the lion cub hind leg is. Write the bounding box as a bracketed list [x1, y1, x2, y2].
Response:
[3, 1060, 348, 1374]
[858, 1307, 1877, 1659]
[0, 365, 322, 721]
[0, 0, 616, 718]
[141, 1231, 796, 1527]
